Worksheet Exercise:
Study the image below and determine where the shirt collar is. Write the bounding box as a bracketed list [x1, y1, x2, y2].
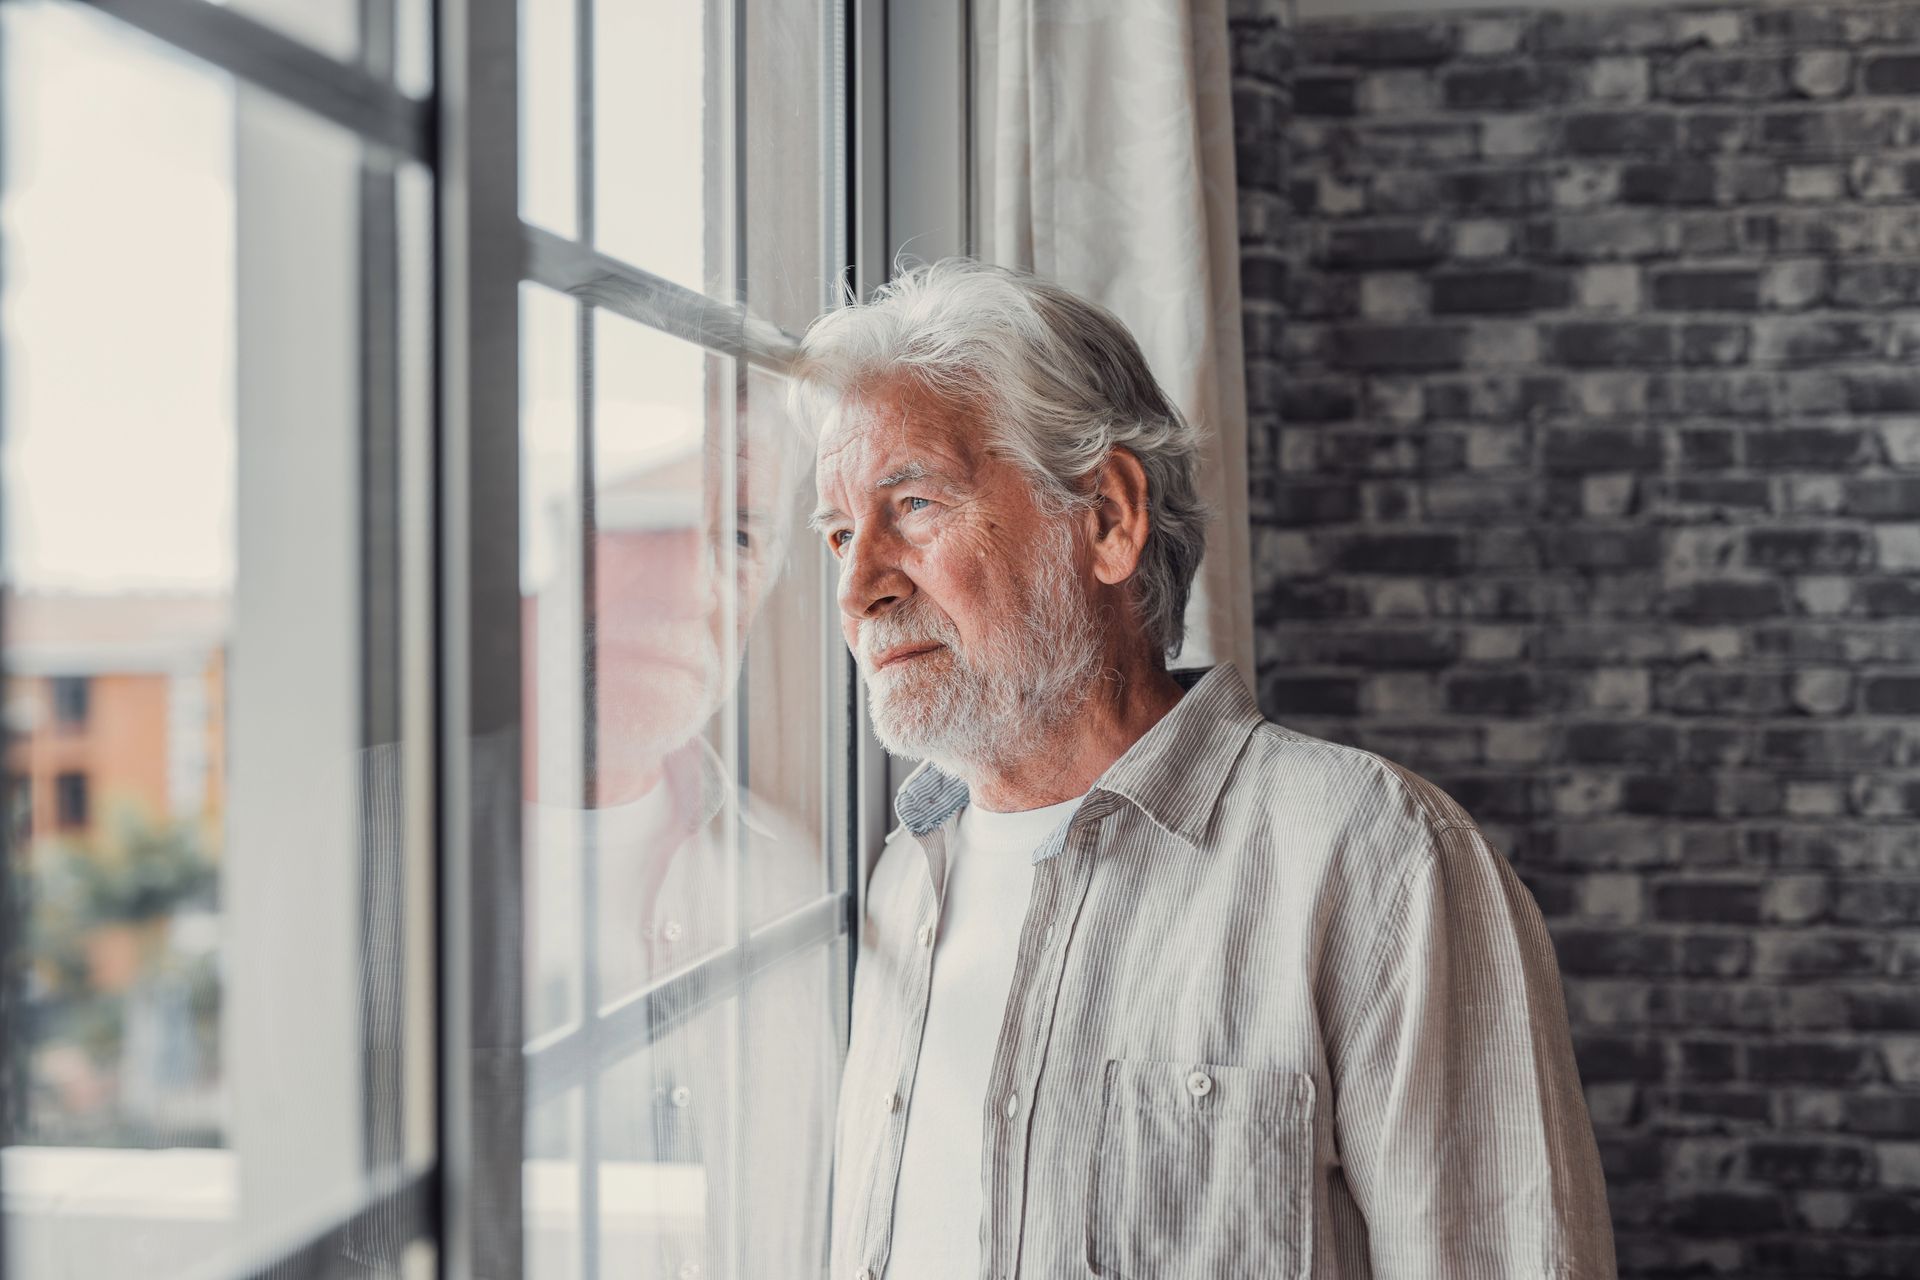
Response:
[890, 663, 1265, 863]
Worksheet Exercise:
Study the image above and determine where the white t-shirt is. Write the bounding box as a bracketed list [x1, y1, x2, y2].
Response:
[886, 791, 1085, 1279]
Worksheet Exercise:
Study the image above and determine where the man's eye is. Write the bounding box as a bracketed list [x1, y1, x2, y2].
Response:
[830, 529, 852, 550]
[904, 496, 931, 513]
[735, 527, 753, 551]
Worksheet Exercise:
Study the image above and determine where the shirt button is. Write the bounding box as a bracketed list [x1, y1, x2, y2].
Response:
[662, 919, 684, 943]
[670, 1085, 692, 1108]
[1004, 1092, 1018, 1118]
[1187, 1070, 1213, 1098]
[917, 923, 935, 948]
[883, 1091, 900, 1114]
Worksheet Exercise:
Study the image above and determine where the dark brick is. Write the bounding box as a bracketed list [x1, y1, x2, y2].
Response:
[1844, 372, 1920, 414]
[1295, 627, 1461, 668]
[1679, 1039, 1739, 1084]
[1543, 527, 1663, 569]
[1649, 268, 1761, 311]
[1658, 1192, 1787, 1234]
[1445, 671, 1535, 716]
[1758, 105, 1901, 155]
[1847, 478, 1920, 520]
[1548, 321, 1675, 368]
[1441, 169, 1542, 214]
[1330, 323, 1465, 371]
[1677, 428, 1737, 468]
[1332, 531, 1461, 573]
[1269, 481, 1360, 526]
[1278, 378, 1358, 424]
[1564, 722, 1681, 765]
[1561, 111, 1678, 155]
[1624, 775, 1719, 818]
[1574, 1033, 1667, 1082]
[1846, 989, 1920, 1031]
[1653, 878, 1762, 921]
[1323, 223, 1448, 268]
[1261, 673, 1360, 717]
[1543, 426, 1664, 474]
[1260, 579, 1364, 621]
[1299, 22, 1455, 68]
[1442, 64, 1567, 110]
[1848, 1192, 1920, 1236]
[1748, 1141, 1874, 1189]
[1661, 579, 1787, 622]
[1430, 269, 1569, 314]
[1747, 426, 1872, 468]
[1846, 1096, 1920, 1137]
[1863, 54, 1920, 95]
[1620, 162, 1717, 206]
[1861, 577, 1920, 617]
[1748, 1041, 1878, 1086]
[1746, 527, 1872, 571]
[1669, 477, 1771, 510]
[1293, 73, 1357, 117]
[1862, 676, 1920, 715]
[1555, 928, 1675, 976]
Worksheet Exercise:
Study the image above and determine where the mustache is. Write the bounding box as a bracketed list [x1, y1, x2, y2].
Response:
[854, 600, 959, 668]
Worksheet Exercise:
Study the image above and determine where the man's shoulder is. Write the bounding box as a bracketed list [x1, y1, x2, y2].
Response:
[1224, 716, 1481, 852]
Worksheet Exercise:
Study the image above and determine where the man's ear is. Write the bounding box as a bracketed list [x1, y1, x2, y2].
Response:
[1086, 446, 1151, 587]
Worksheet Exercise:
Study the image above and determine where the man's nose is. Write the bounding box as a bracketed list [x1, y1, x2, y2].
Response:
[836, 530, 913, 621]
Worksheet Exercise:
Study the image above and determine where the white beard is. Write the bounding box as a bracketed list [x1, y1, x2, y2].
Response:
[855, 520, 1103, 777]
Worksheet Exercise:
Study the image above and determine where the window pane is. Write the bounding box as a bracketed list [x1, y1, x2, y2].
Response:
[744, 0, 845, 330]
[593, 0, 713, 291]
[1, 3, 432, 1273]
[519, 0, 577, 240]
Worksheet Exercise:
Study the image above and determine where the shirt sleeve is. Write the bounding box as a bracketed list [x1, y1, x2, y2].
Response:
[1329, 820, 1618, 1279]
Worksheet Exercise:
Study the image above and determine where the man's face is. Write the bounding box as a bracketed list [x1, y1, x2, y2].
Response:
[586, 422, 800, 785]
[811, 378, 1101, 770]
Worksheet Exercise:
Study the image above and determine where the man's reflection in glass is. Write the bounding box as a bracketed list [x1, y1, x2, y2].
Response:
[524, 370, 831, 1278]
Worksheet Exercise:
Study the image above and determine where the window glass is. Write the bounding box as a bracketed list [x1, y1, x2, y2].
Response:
[517, 2, 850, 1270]
[519, 0, 577, 240]
[592, 0, 712, 290]
[1, 3, 433, 1274]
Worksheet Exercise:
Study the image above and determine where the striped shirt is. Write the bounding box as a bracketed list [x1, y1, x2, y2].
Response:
[830, 663, 1616, 1279]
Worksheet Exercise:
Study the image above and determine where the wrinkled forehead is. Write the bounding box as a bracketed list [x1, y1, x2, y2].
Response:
[813, 380, 980, 490]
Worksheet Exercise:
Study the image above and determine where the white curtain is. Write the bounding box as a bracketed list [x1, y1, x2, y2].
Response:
[975, 0, 1256, 679]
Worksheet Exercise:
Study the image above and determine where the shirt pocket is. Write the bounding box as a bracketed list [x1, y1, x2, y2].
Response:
[1086, 1058, 1314, 1280]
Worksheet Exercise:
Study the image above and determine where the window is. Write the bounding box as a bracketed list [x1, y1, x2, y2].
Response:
[2, 1, 876, 1277]
[515, 1, 854, 1274]
[52, 772, 87, 830]
[3, 0, 434, 1275]
[48, 677, 88, 728]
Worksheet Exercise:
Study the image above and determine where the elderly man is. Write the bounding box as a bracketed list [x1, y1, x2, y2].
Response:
[796, 259, 1615, 1278]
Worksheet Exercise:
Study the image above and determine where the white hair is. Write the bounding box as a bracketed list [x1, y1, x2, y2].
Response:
[789, 257, 1210, 660]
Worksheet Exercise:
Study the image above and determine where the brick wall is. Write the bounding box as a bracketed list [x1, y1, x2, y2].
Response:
[1231, 1, 1920, 1274]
